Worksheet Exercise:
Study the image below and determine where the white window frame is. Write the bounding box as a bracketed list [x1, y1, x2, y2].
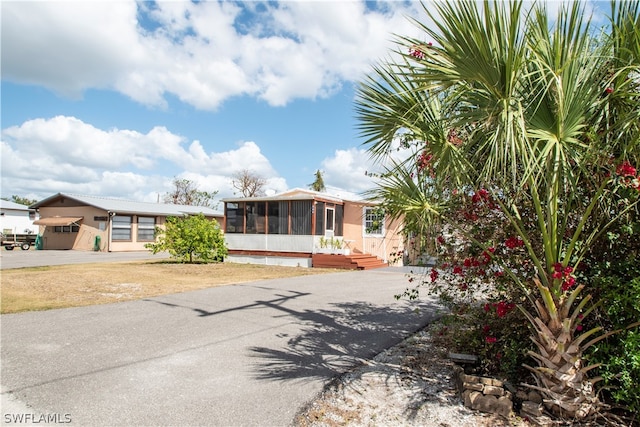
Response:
[112, 215, 132, 241]
[363, 207, 384, 237]
[137, 216, 156, 241]
[325, 207, 335, 232]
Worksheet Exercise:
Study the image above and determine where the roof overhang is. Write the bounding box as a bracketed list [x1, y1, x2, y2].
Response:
[33, 216, 83, 226]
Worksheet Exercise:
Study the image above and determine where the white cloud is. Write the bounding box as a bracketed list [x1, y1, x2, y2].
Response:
[1, 116, 286, 202]
[1, 1, 426, 109]
[320, 147, 379, 194]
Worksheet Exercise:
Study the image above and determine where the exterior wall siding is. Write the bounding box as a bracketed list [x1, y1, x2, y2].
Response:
[37, 206, 106, 250]
[343, 202, 404, 265]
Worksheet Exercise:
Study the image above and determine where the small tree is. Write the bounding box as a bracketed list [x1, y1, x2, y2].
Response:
[164, 178, 218, 208]
[145, 214, 227, 263]
[309, 170, 326, 192]
[231, 169, 266, 197]
[2, 195, 38, 206]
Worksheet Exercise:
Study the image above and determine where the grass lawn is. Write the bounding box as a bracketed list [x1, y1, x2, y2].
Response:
[1, 261, 339, 314]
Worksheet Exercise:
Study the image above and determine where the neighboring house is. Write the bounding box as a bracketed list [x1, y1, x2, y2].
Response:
[222, 188, 404, 268]
[0, 199, 38, 235]
[30, 193, 223, 251]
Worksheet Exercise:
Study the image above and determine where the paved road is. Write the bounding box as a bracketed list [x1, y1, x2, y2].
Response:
[0, 249, 170, 270]
[1, 268, 440, 426]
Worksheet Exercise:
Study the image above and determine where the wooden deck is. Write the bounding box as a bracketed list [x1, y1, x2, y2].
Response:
[311, 253, 388, 270]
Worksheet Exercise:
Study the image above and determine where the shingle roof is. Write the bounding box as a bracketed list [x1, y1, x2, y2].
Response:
[31, 193, 223, 217]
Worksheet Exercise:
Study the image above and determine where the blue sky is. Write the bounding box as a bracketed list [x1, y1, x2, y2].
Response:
[1, 0, 430, 203]
[1, 1, 606, 204]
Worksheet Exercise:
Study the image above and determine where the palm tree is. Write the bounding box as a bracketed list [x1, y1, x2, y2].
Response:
[356, 0, 639, 420]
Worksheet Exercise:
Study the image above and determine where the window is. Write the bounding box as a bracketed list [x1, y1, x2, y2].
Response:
[325, 207, 335, 232]
[245, 202, 266, 234]
[137, 216, 156, 241]
[225, 202, 244, 233]
[364, 207, 384, 236]
[291, 200, 312, 235]
[112, 215, 132, 241]
[268, 201, 288, 234]
[53, 225, 80, 233]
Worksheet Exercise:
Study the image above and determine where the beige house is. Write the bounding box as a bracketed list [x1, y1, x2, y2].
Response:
[222, 188, 405, 269]
[31, 193, 223, 252]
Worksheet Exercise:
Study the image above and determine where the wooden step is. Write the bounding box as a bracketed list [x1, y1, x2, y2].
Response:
[312, 254, 388, 270]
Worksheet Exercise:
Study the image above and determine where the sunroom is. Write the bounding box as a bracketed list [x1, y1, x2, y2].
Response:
[222, 188, 397, 269]
[223, 191, 346, 266]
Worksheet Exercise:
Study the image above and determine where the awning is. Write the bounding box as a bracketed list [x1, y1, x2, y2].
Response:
[33, 217, 83, 226]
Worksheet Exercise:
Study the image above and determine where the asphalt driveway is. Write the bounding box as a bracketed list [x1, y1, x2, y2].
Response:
[1, 268, 440, 426]
[0, 249, 170, 270]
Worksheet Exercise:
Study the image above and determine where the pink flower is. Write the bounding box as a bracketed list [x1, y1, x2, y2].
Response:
[552, 271, 563, 280]
[485, 336, 497, 344]
[453, 265, 464, 275]
[553, 262, 564, 272]
[576, 324, 583, 332]
[430, 268, 439, 283]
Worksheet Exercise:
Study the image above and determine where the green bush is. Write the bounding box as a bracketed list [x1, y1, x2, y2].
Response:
[584, 257, 640, 413]
[146, 213, 227, 263]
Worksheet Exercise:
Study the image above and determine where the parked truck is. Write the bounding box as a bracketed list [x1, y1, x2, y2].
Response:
[1, 233, 37, 250]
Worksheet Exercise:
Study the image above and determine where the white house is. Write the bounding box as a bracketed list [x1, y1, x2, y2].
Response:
[0, 200, 38, 236]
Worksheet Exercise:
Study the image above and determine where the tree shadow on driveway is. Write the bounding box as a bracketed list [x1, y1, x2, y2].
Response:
[248, 299, 442, 382]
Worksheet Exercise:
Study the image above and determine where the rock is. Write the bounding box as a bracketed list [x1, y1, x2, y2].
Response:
[473, 394, 498, 414]
[525, 414, 555, 427]
[521, 400, 544, 417]
[448, 352, 479, 364]
[483, 385, 505, 396]
[496, 396, 514, 418]
[463, 390, 483, 408]
[528, 391, 543, 404]
[479, 377, 503, 387]
[463, 382, 484, 392]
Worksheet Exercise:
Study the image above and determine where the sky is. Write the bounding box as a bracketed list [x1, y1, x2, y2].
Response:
[1, 1, 607, 206]
[1, 0, 434, 205]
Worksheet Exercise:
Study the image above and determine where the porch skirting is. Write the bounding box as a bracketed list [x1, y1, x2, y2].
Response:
[226, 250, 313, 268]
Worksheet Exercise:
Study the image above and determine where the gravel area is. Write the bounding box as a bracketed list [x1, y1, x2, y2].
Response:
[295, 325, 528, 427]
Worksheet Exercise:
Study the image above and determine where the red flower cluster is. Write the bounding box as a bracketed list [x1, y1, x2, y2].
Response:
[484, 301, 516, 318]
[504, 236, 524, 249]
[416, 151, 433, 173]
[430, 268, 439, 283]
[617, 161, 637, 177]
[409, 47, 425, 60]
[615, 161, 640, 192]
[552, 263, 576, 291]
[471, 188, 489, 203]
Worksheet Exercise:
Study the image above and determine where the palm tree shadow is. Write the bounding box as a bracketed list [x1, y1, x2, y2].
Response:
[248, 299, 441, 382]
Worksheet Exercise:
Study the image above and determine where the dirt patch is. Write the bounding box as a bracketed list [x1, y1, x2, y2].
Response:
[0, 261, 339, 313]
